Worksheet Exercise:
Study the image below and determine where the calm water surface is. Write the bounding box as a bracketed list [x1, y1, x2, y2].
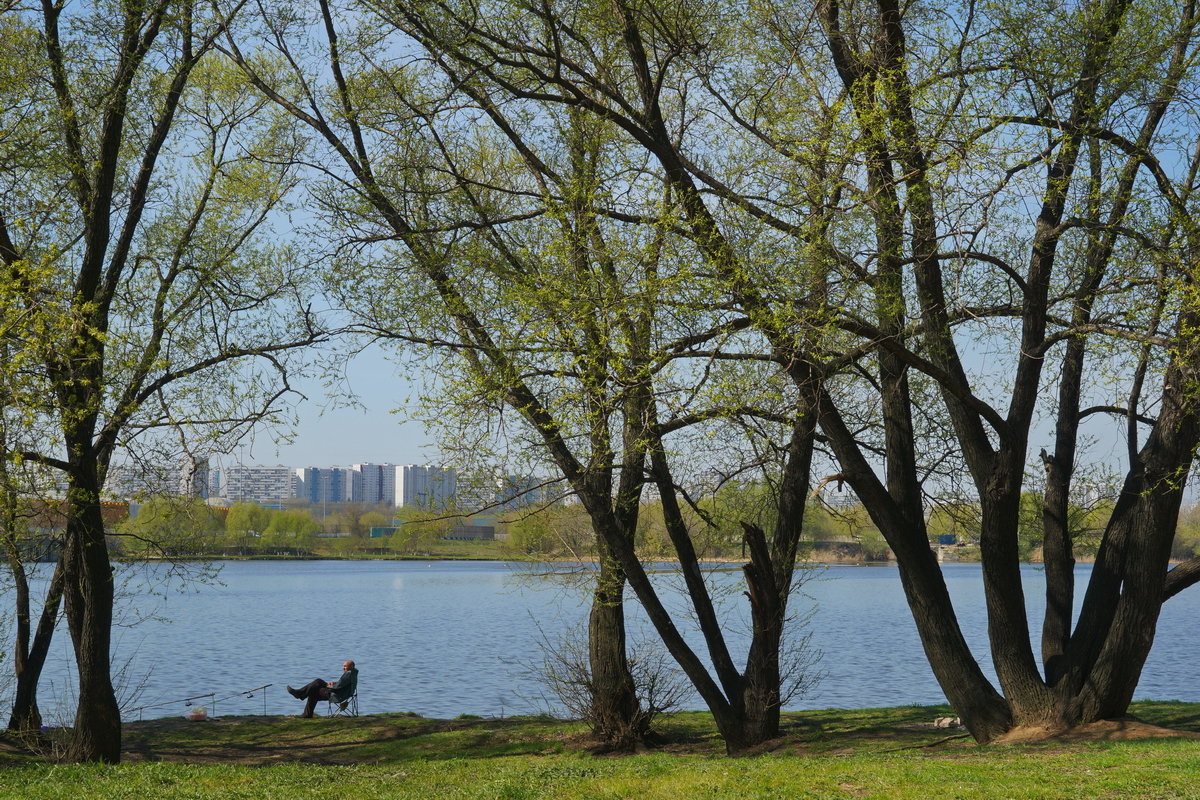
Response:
[5, 560, 1199, 723]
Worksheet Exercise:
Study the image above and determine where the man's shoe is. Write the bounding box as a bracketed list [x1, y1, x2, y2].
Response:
[286, 686, 302, 698]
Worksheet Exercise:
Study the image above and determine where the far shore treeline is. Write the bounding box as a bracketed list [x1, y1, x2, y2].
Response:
[96, 494, 1200, 564]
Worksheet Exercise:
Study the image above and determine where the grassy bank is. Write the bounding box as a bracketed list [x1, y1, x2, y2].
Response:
[1, 703, 1199, 799]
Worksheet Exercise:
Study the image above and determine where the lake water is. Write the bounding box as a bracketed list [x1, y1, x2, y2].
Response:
[4, 560, 1199, 723]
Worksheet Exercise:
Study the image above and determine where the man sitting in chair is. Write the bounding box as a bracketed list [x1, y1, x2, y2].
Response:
[287, 659, 357, 718]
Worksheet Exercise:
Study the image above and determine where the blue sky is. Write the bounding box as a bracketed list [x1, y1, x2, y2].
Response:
[242, 344, 435, 468]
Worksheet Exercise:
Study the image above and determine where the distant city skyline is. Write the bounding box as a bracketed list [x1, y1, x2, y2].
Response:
[109, 453, 549, 512]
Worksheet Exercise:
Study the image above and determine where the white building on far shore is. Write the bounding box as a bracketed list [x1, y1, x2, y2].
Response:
[395, 464, 456, 509]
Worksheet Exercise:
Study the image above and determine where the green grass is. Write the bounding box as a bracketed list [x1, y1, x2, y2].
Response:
[1, 703, 1199, 799]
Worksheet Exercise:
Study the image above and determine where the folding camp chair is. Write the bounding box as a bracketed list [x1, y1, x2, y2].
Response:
[327, 671, 359, 717]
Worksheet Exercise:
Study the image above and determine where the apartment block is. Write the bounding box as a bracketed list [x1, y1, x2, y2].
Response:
[395, 464, 456, 509]
[456, 470, 543, 513]
[353, 463, 398, 506]
[295, 466, 360, 504]
[217, 465, 298, 504]
[105, 458, 493, 510]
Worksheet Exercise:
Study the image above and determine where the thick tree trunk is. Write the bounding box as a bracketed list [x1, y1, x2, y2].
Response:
[898, 548, 1014, 742]
[62, 486, 121, 763]
[587, 544, 643, 749]
[739, 525, 783, 744]
[978, 464, 1058, 725]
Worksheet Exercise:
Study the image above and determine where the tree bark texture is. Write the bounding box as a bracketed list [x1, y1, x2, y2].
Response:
[62, 477, 120, 763]
[587, 549, 644, 749]
[7, 559, 65, 733]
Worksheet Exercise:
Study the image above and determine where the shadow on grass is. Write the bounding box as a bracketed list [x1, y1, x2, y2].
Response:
[0, 706, 973, 767]
[1127, 700, 1200, 732]
[8, 701, 1197, 767]
[118, 713, 594, 766]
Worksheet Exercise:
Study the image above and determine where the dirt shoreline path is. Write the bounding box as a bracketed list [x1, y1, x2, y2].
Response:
[115, 712, 1200, 766]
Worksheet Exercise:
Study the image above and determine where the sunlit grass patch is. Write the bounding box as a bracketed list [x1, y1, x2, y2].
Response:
[1, 703, 1197, 799]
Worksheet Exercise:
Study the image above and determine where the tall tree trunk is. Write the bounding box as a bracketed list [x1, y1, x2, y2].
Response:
[587, 542, 643, 749]
[62, 482, 120, 763]
[736, 395, 818, 745]
[977, 469, 1055, 724]
[1041, 336, 1084, 684]
[739, 524, 784, 743]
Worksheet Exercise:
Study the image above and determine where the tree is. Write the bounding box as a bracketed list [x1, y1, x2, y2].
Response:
[357, 511, 389, 553]
[390, 509, 448, 555]
[0, 0, 328, 761]
[370, 0, 1200, 744]
[264, 510, 319, 554]
[505, 505, 595, 558]
[221, 3, 672, 747]
[224, 502, 271, 554]
[116, 496, 221, 557]
[701, 482, 789, 557]
[358, 510, 388, 529]
[363, 0, 834, 752]
[654, 0, 1200, 739]
[358, 510, 388, 540]
[795, 0, 1200, 739]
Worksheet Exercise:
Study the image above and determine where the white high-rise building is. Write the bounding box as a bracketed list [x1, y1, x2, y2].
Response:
[343, 467, 362, 503]
[103, 455, 210, 500]
[395, 464, 456, 509]
[198, 461, 464, 507]
[104, 464, 175, 499]
[353, 463, 397, 506]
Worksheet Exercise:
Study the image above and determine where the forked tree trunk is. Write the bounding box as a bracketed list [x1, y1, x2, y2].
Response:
[735, 404, 818, 746]
[1053, 401, 1197, 727]
[587, 410, 823, 756]
[7, 559, 65, 733]
[739, 526, 784, 743]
